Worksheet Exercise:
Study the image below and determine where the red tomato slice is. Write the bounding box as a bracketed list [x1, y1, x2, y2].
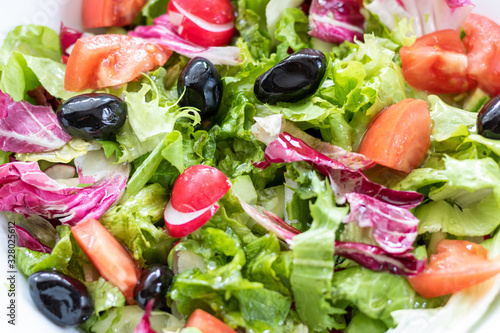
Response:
[185, 309, 236, 333]
[171, 165, 231, 212]
[167, 0, 235, 46]
[83, 0, 147, 28]
[400, 29, 476, 94]
[71, 218, 140, 304]
[64, 35, 172, 92]
[463, 14, 500, 96]
[358, 98, 431, 173]
[408, 240, 500, 298]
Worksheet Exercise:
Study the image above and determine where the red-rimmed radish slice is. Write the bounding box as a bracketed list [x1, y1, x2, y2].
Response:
[44, 164, 77, 180]
[164, 165, 231, 237]
[167, 0, 235, 46]
[171, 165, 232, 212]
[164, 201, 219, 237]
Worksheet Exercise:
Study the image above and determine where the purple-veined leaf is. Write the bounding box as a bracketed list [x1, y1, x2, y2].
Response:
[366, 0, 474, 37]
[134, 300, 157, 333]
[60, 22, 83, 56]
[129, 15, 241, 66]
[0, 150, 129, 225]
[239, 198, 425, 276]
[343, 193, 419, 254]
[256, 132, 423, 207]
[309, 0, 365, 44]
[0, 90, 72, 153]
[251, 115, 375, 170]
[334, 241, 426, 276]
[238, 197, 300, 244]
[15, 225, 52, 253]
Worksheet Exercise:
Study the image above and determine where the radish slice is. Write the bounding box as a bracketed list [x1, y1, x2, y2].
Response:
[164, 201, 219, 237]
[44, 164, 77, 180]
[171, 165, 232, 212]
[164, 165, 231, 237]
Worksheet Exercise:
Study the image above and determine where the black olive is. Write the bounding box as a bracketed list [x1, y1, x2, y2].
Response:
[478, 95, 500, 139]
[28, 271, 94, 327]
[254, 48, 327, 104]
[57, 93, 127, 140]
[134, 265, 174, 311]
[178, 57, 222, 118]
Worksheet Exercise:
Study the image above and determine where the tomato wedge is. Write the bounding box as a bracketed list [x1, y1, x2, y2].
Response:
[167, 0, 235, 46]
[358, 98, 431, 173]
[408, 240, 500, 298]
[65, 35, 172, 92]
[82, 0, 147, 28]
[185, 309, 236, 333]
[463, 14, 500, 96]
[72, 218, 140, 304]
[400, 29, 476, 94]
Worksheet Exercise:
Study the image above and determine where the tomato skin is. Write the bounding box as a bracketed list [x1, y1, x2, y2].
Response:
[167, 0, 235, 47]
[400, 30, 476, 94]
[408, 240, 500, 298]
[171, 165, 231, 212]
[185, 309, 236, 333]
[71, 218, 140, 304]
[82, 0, 147, 28]
[463, 14, 500, 96]
[64, 35, 171, 92]
[358, 98, 431, 173]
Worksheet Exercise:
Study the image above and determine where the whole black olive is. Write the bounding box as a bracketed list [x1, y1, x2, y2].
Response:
[57, 93, 127, 140]
[254, 48, 327, 104]
[134, 265, 174, 310]
[478, 95, 500, 139]
[178, 57, 222, 118]
[28, 271, 94, 327]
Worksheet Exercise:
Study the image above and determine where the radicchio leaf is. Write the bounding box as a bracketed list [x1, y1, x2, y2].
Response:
[240, 198, 425, 276]
[256, 132, 423, 207]
[0, 91, 72, 153]
[0, 150, 129, 225]
[251, 115, 375, 170]
[239, 198, 300, 244]
[308, 0, 365, 44]
[366, 0, 474, 37]
[60, 22, 83, 56]
[129, 15, 242, 66]
[14, 225, 52, 253]
[343, 193, 419, 254]
[334, 241, 426, 276]
[134, 300, 157, 333]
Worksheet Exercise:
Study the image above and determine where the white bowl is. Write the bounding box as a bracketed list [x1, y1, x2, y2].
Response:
[1, 0, 500, 332]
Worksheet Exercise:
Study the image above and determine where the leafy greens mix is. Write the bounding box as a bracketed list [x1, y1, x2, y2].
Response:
[2, 0, 500, 332]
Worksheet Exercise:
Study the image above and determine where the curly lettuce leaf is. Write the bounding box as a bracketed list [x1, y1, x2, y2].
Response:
[99, 183, 172, 264]
[332, 266, 443, 328]
[291, 174, 349, 331]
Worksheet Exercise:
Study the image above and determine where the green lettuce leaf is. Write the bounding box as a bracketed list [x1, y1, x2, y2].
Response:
[346, 313, 387, 333]
[0, 150, 11, 165]
[84, 278, 126, 314]
[291, 174, 349, 331]
[332, 266, 442, 328]
[99, 183, 173, 264]
[15, 225, 89, 279]
[274, 7, 310, 56]
[398, 156, 500, 236]
[16, 138, 96, 163]
[235, 0, 272, 60]
[0, 25, 61, 66]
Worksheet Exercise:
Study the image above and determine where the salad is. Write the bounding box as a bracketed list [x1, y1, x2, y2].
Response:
[2, 0, 500, 332]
